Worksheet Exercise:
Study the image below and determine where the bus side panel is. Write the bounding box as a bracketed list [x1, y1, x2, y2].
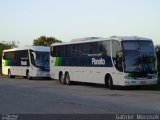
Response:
[50, 56, 116, 84]
[2, 58, 9, 75]
[2, 59, 30, 77]
[51, 66, 116, 84]
[50, 57, 58, 79]
[51, 63, 115, 85]
[69, 67, 114, 84]
[11, 66, 28, 76]
[2, 66, 9, 75]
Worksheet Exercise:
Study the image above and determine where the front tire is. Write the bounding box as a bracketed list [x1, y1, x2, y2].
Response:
[105, 75, 114, 90]
[108, 76, 114, 90]
[26, 70, 32, 80]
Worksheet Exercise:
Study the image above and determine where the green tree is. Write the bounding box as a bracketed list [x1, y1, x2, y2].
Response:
[0, 41, 18, 74]
[33, 36, 62, 46]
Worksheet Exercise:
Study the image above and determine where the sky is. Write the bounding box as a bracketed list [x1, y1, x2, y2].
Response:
[0, 0, 160, 46]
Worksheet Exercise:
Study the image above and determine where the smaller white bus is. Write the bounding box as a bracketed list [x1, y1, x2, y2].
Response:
[2, 46, 50, 79]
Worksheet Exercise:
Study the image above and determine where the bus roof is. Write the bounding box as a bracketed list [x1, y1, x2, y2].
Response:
[3, 46, 50, 52]
[51, 36, 152, 46]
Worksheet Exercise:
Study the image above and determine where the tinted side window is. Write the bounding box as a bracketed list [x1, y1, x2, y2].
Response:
[52, 46, 67, 57]
[15, 50, 28, 60]
[91, 42, 101, 55]
[52, 46, 59, 57]
[73, 44, 79, 56]
[100, 41, 111, 57]
[78, 44, 82, 56]
[99, 42, 106, 56]
[55, 46, 60, 57]
[67, 45, 73, 57]
[4, 51, 15, 60]
[60, 46, 66, 57]
[23, 50, 28, 58]
[81, 43, 91, 56]
[15, 51, 20, 59]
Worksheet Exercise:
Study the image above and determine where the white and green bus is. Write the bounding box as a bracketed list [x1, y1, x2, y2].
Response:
[2, 46, 50, 79]
[50, 36, 158, 89]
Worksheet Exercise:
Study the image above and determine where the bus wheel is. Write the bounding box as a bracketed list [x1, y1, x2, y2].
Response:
[8, 70, 12, 78]
[59, 72, 65, 84]
[108, 76, 114, 90]
[65, 73, 71, 85]
[26, 70, 32, 80]
[105, 75, 114, 90]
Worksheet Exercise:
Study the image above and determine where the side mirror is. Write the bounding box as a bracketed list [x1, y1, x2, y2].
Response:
[116, 51, 123, 58]
[115, 51, 124, 72]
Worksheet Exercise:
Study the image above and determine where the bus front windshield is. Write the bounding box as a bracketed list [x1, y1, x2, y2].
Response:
[30, 51, 49, 69]
[122, 41, 157, 75]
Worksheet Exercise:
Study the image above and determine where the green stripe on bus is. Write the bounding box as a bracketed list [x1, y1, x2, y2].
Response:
[4, 60, 9, 66]
[55, 57, 62, 66]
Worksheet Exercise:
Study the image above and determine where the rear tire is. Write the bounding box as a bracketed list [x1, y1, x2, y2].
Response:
[8, 70, 12, 78]
[65, 73, 71, 85]
[59, 72, 65, 84]
[8, 69, 15, 78]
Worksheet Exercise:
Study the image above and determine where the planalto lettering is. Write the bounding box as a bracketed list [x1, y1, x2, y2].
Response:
[92, 58, 105, 65]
